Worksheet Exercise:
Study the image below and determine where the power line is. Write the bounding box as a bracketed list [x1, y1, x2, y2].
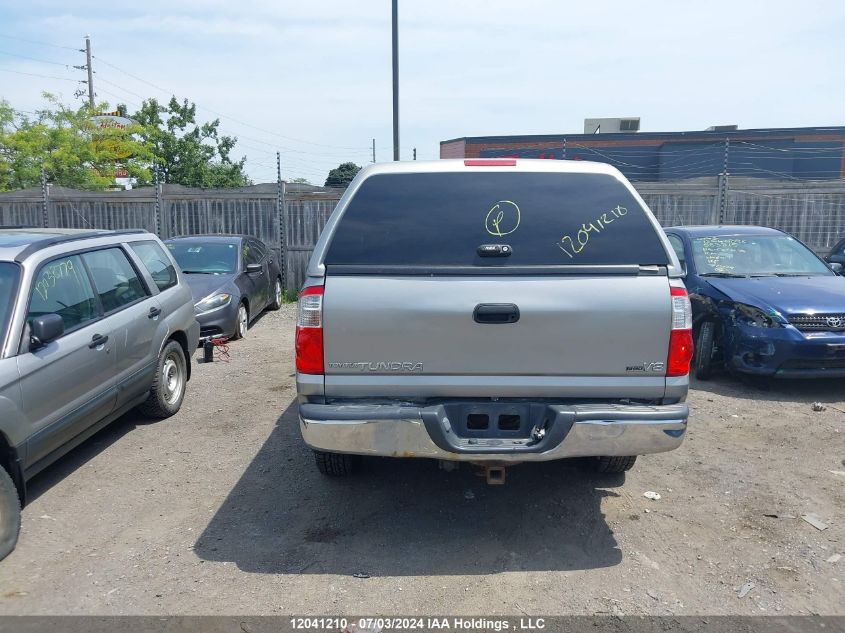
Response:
[0, 33, 77, 51]
[92, 53, 371, 151]
[95, 75, 147, 101]
[90, 75, 358, 177]
[94, 83, 334, 179]
[92, 70, 364, 161]
[94, 86, 141, 108]
[0, 49, 71, 67]
[0, 67, 80, 82]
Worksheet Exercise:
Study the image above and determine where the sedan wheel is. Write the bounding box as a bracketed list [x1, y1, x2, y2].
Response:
[269, 277, 283, 310]
[694, 321, 716, 380]
[232, 303, 248, 340]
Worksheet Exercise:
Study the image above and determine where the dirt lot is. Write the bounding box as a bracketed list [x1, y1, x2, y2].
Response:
[0, 305, 842, 616]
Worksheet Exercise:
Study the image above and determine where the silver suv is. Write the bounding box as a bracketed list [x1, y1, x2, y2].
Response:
[296, 160, 692, 480]
[0, 229, 199, 559]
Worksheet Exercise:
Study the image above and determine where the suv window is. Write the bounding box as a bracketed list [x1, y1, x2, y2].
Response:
[130, 241, 178, 291]
[81, 248, 148, 313]
[325, 172, 670, 268]
[28, 255, 99, 333]
[0, 262, 21, 348]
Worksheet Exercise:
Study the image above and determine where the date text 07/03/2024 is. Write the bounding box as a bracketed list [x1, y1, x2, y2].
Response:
[289, 618, 548, 632]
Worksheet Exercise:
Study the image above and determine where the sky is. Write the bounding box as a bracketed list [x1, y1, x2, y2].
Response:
[1, 0, 844, 185]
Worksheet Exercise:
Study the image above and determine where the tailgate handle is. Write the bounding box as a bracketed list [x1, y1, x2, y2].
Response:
[473, 303, 520, 324]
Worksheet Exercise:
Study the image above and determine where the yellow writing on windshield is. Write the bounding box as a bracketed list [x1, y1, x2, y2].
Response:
[557, 205, 628, 259]
[485, 200, 521, 237]
[699, 236, 746, 272]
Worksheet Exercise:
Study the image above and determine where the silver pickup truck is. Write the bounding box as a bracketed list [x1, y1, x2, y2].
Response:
[295, 159, 692, 481]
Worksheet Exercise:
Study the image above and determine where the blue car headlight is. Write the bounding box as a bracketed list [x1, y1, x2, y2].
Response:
[195, 292, 232, 316]
[733, 303, 784, 328]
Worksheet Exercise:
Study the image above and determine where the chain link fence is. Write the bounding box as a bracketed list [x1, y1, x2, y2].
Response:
[2, 177, 844, 291]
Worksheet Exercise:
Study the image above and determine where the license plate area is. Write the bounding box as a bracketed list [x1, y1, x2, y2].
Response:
[443, 403, 546, 440]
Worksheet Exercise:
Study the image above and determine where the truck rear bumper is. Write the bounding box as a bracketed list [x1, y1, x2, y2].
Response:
[299, 402, 688, 462]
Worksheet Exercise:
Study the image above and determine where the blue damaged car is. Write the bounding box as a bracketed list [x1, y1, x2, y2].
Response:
[664, 226, 845, 380]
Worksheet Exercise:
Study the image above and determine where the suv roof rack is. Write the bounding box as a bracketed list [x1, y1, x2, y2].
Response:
[13, 229, 149, 263]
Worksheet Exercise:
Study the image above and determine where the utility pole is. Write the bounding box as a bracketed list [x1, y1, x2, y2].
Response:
[413, 148, 416, 161]
[372, 138, 376, 163]
[84, 35, 94, 107]
[391, 0, 399, 161]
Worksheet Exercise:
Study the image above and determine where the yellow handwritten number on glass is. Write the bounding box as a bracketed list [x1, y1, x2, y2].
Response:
[485, 200, 521, 237]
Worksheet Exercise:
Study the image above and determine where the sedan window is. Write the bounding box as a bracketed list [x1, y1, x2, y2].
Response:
[666, 234, 686, 268]
[167, 241, 238, 274]
[243, 241, 262, 266]
[692, 235, 831, 276]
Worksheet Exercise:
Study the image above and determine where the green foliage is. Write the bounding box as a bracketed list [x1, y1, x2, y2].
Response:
[325, 162, 361, 187]
[132, 98, 250, 188]
[0, 94, 152, 191]
[290, 177, 311, 185]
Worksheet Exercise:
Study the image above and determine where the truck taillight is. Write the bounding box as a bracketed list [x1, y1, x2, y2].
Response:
[296, 285, 324, 374]
[667, 285, 694, 377]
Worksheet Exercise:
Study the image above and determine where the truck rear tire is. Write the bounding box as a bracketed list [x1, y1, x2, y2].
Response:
[0, 466, 21, 562]
[314, 451, 356, 477]
[593, 455, 637, 473]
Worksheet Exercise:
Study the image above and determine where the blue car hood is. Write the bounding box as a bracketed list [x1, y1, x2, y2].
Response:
[706, 276, 845, 315]
[182, 273, 237, 303]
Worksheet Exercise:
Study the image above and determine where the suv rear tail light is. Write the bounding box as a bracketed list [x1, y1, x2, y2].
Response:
[296, 285, 324, 374]
[667, 285, 694, 377]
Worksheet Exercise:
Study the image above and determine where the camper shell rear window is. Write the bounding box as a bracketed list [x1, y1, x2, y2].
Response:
[324, 172, 669, 270]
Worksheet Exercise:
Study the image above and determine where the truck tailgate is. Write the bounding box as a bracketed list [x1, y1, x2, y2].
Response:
[322, 273, 671, 399]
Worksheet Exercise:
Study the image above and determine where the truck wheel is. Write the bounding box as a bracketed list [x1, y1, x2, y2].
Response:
[694, 321, 716, 380]
[138, 340, 187, 419]
[593, 455, 637, 473]
[0, 466, 21, 561]
[314, 451, 356, 477]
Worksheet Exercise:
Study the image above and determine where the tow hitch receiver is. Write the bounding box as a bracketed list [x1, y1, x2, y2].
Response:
[483, 465, 506, 485]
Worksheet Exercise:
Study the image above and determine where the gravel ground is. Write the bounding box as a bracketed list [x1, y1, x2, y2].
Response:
[0, 305, 842, 615]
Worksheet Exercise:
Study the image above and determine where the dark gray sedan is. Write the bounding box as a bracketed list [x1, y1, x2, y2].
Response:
[165, 234, 283, 340]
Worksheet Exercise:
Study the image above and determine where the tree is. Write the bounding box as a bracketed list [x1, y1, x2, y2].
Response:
[325, 162, 361, 187]
[132, 97, 250, 188]
[0, 94, 151, 191]
[290, 177, 311, 185]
